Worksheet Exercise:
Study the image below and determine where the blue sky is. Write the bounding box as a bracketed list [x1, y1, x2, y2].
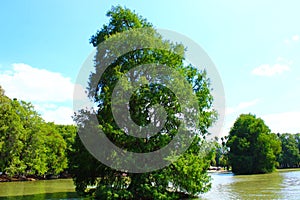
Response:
[0, 0, 299, 136]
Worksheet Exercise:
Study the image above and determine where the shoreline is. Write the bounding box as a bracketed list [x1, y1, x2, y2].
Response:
[1, 168, 299, 182]
[0, 173, 72, 182]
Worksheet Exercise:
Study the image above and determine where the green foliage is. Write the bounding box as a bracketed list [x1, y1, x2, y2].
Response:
[71, 5, 217, 199]
[210, 136, 230, 169]
[0, 87, 76, 177]
[227, 114, 281, 174]
[55, 124, 77, 169]
[277, 133, 300, 168]
[89, 6, 152, 47]
[168, 145, 213, 195]
[0, 95, 26, 175]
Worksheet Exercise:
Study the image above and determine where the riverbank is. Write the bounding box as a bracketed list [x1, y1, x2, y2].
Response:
[207, 167, 300, 174]
[1, 168, 298, 182]
[0, 173, 72, 182]
[207, 166, 231, 173]
[0, 170, 230, 182]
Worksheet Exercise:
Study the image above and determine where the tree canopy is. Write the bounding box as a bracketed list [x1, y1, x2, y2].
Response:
[0, 85, 77, 177]
[226, 113, 281, 174]
[71, 5, 217, 199]
[277, 133, 300, 168]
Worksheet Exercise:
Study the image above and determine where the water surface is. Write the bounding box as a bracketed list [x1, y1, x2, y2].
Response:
[0, 179, 79, 200]
[200, 169, 300, 200]
[0, 169, 299, 199]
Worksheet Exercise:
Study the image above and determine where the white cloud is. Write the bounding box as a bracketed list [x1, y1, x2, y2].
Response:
[251, 63, 290, 77]
[0, 63, 80, 124]
[262, 111, 300, 134]
[226, 99, 260, 115]
[292, 35, 299, 41]
[284, 34, 299, 44]
[220, 99, 260, 137]
[0, 63, 74, 102]
[36, 105, 74, 124]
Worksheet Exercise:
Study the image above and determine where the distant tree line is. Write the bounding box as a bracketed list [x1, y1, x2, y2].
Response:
[277, 133, 300, 168]
[210, 114, 300, 174]
[0, 85, 77, 178]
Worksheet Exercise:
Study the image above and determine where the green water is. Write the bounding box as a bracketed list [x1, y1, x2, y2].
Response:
[0, 179, 79, 200]
[0, 169, 299, 199]
[200, 169, 300, 200]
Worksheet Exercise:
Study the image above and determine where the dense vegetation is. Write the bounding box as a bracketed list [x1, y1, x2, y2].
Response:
[0, 85, 77, 178]
[210, 114, 300, 175]
[71, 5, 217, 199]
[210, 136, 230, 170]
[277, 133, 300, 168]
[226, 114, 281, 174]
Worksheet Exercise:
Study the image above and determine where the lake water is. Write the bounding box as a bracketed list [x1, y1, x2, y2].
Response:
[0, 169, 299, 199]
[200, 169, 300, 200]
[0, 179, 79, 200]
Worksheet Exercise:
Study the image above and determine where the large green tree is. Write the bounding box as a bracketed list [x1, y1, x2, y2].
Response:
[227, 114, 281, 174]
[71, 6, 217, 199]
